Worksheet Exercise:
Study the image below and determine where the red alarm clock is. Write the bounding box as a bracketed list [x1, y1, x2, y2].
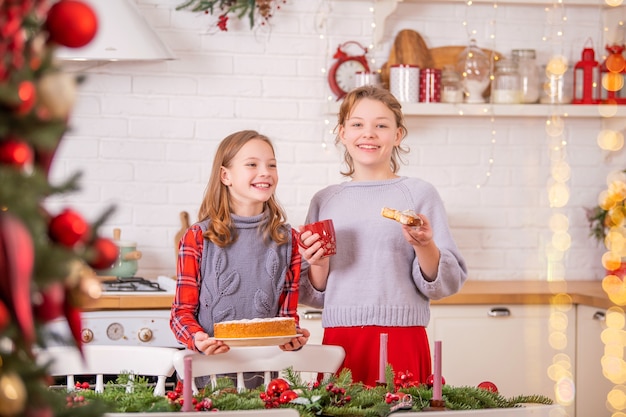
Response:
[328, 41, 370, 100]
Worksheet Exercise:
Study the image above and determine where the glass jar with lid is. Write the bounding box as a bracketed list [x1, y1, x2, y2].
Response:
[456, 39, 491, 103]
[492, 59, 522, 104]
[441, 65, 463, 103]
[512, 49, 540, 103]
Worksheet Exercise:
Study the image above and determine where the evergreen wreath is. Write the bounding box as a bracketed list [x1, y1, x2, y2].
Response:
[63, 367, 554, 417]
[176, 0, 286, 31]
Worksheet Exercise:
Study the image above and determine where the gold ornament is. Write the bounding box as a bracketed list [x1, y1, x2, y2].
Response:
[36, 71, 77, 119]
[0, 372, 27, 417]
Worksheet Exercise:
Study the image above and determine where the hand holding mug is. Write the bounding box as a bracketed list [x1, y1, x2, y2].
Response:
[296, 219, 336, 258]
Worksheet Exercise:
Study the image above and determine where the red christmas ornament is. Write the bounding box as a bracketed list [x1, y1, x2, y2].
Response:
[0, 138, 34, 169]
[477, 381, 498, 393]
[279, 389, 298, 404]
[34, 283, 65, 323]
[0, 299, 10, 332]
[49, 208, 90, 247]
[426, 374, 446, 388]
[0, 212, 35, 344]
[266, 378, 290, 396]
[46, 0, 98, 48]
[89, 237, 119, 270]
[63, 300, 83, 352]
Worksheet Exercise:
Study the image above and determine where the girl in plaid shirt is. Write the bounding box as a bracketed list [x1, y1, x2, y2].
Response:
[170, 131, 310, 369]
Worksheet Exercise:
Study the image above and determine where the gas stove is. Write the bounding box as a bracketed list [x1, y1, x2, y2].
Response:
[100, 275, 176, 295]
[45, 276, 180, 348]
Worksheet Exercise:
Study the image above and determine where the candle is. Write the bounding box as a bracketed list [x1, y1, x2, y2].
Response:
[379, 333, 388, 383]
[183, 355, 193, 411]
[433, 340, 442, 401]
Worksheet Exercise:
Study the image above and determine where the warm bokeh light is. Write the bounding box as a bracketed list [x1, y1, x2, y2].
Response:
[551, 160, 571, 183]
[545, 55, 568, 76]
[603, 72, 625, 92]
[603, 251, 624, 271]
[597, 129, 625, 151]
[608, 385, 626, 410]
[548, 182, 570, 208]
[552, 231, 571, 251]
[603, 275, 626, 306]
[545, 115, 565, 137]
[549, 213, 569, 232]
[606, 52, 626, 73]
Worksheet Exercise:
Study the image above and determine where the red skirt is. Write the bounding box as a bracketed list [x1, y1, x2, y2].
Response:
[323, 326, 431, 387]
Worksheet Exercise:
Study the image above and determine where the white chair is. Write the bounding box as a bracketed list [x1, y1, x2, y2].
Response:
[173, 344, 346, 393]
[37, 345, 179, 396]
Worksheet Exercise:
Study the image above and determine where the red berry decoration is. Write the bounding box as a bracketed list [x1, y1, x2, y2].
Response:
[49, 208, 90, 247]
[89, 237, 119, 269]
[426, 374, 446, 388]
[0, 138, 34, 168]
[16, 81, 37, 114]
[477, 381, 498, 393]
[46, 0, 98, 48]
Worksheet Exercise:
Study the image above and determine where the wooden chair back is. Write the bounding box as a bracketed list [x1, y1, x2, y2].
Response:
[38, 345, 179, 396]
[173, 344, 345, 393]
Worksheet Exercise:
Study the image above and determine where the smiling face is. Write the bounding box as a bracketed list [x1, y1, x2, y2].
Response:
[339, 97, 403, 181]
[220, 138, 278, 216]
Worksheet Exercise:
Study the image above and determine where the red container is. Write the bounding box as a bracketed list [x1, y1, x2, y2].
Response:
[420, 68, 442, 103]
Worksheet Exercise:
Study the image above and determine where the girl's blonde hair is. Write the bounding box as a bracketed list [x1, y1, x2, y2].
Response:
[198, 130, 288, 248]
[335, 85, 409, 177]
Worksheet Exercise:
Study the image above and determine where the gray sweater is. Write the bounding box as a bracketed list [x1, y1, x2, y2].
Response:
[299, 176, 467, 329]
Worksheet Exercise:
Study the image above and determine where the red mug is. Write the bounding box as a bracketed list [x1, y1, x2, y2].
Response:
[296, 219, 336, 257]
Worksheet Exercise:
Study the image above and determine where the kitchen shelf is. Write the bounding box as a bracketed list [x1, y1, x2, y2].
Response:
[326, 101, 626, 118]
[372, 0, 612, 46]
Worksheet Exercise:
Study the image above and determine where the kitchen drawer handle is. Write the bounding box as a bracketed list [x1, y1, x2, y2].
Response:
[593, 311, 606, 321]
[487, 307, 511, 317]
[303, 310, 323, 320]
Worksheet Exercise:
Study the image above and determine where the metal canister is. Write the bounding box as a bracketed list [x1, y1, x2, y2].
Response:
[420, 68, 442, 103]
[390, 64, 420, 103]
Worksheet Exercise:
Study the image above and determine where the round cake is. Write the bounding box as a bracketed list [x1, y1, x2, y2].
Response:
[214, 317, 297, 339]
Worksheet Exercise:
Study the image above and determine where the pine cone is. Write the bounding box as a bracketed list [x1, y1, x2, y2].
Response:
[256, 0, 272, 18]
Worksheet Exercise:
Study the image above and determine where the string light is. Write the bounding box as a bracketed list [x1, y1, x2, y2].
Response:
[462, 1, 499, 188]
[316, 0, 333, 151]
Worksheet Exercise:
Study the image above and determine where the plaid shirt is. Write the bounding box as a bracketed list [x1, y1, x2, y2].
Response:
[170, 224, 301, 350]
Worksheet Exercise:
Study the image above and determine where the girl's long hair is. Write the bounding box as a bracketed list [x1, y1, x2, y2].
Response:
[335, 85, 409, 177]
[198, 130, 288, 248]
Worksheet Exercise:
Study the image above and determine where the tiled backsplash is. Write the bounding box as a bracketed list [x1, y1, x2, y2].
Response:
[47, 0, 622, 281]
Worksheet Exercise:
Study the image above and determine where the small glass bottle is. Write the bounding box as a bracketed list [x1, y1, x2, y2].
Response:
[512, 49, 540, 103]
[492, 59, 522, 104]
[441, 65, 463, 103]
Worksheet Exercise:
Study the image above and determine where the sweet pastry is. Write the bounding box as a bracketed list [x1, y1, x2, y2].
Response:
[381, 207, 423, 227]
[214, 317, 297, 339]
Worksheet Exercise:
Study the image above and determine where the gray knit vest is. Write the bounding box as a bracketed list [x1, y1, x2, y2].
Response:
[197, 212, 291, 336]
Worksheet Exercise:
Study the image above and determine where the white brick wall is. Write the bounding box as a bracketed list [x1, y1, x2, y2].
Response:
[46, 0, 622, 281]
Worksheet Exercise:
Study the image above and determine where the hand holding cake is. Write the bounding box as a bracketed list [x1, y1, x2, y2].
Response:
[381, 207, 424, 227]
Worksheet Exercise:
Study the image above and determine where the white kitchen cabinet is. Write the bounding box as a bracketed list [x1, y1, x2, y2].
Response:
[576, 305, 613, 417]
[427, 304, 576, 416]
[297, 306, 325, 383]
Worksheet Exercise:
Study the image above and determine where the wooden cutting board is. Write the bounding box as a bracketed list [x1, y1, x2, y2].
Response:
[174, 211, 190, 261]
[430, 45, 503, 70]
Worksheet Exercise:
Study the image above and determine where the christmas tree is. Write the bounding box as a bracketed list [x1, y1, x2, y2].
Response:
[0, 1, 120, 416]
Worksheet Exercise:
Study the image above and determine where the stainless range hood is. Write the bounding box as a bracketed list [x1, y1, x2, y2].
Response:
[55, 0, 176, 62]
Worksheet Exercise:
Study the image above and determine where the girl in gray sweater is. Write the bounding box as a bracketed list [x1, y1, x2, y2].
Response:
[298, 86, 467, 386]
